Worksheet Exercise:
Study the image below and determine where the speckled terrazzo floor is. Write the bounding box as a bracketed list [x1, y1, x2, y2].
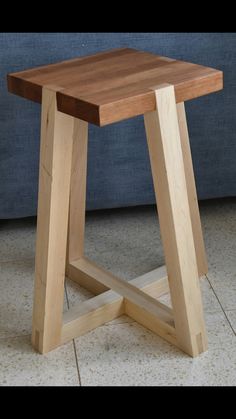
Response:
[0, 198, 236, 386]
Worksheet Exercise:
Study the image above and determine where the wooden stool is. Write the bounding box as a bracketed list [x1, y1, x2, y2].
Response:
[7, 48, 223, 357]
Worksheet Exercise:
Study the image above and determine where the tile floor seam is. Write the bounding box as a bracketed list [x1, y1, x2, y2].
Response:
[65, 284, 82, 386]
[65, 284, 70, 310]
[72, 340, 82, 386]
[206, 274, 236, 337]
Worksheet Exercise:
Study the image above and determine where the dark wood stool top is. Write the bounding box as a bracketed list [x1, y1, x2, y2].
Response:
[7, 48, 223, 126]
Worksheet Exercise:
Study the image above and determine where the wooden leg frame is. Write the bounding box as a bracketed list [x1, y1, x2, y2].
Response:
[32, 84, 208, 357]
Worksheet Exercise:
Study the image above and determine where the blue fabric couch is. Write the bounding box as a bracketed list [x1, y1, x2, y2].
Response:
[0, 33, 234, 219]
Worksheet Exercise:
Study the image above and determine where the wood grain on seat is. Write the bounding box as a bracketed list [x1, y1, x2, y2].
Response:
[7, 48, 223, 126]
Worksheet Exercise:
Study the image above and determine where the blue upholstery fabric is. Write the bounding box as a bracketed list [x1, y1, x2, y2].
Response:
[0, 33, 234, 219]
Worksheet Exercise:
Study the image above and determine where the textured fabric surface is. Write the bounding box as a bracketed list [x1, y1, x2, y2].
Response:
[0, 33, 233, 219]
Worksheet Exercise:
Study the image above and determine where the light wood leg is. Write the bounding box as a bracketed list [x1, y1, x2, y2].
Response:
[66, 118, 108, 294]
[144, 84, 208, 357]
[177, 102, 208, 277]
[32, 87, 74, 353]
[67, 119, 88, 263]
